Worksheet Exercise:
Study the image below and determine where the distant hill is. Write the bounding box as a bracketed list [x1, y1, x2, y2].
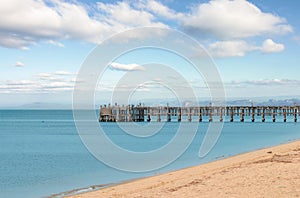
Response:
[2, 97, 300, 109]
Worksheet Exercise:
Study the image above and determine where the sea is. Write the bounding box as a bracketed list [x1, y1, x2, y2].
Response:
[1, 110, 300, 198]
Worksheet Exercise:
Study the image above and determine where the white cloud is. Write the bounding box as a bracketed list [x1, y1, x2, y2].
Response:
[209, 40, 256, 57]
[97, 1, 162, 27]
[36, 71, 76, 82]
[208, 39, 285, 57]
[54, 71, 74, 76]
[41, 81, 74, 90]
[137, 0, 184, 20]
[47, 40, 64, 47]
[0, 33, 34, 49]
[0, 80, 38, 93]
[5, 80, 34, 86]
[0, 0, 168, 49]
[36, 73, 52, 78]
[109, 62, 145, 71]
[0, 0, 103, 48]
[229, 79, 300, 86]
[261, 39, 285, 53]
[0, 70, 76, 93]
[249, 79, 299, 86]
[14, 61, 25, 67]
[182, 0, 292, 39]
[0, 0, 293, 52]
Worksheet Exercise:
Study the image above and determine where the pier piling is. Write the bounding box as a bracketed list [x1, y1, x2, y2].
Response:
[251, 107, 255, 122]
[262, 107, 265, 122]
[199, 108, 202, 122]
[240, 108, 244, 122]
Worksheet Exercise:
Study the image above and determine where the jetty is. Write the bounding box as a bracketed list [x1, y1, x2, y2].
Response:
[99, 104, 300, 123]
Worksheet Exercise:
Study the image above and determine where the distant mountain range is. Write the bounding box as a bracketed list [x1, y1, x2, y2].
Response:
[225, 98, 300, 106]
[124, 97, 300, 107]
[2, 98, 300, 109]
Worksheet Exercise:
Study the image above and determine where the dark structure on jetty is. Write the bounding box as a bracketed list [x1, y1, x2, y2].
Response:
[99, 104, 300, 123]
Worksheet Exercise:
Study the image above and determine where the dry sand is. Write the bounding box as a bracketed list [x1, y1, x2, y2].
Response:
[68, 140, 300, 198]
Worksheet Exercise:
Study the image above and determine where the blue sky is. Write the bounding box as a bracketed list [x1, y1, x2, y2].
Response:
[0, 0, 300, 108]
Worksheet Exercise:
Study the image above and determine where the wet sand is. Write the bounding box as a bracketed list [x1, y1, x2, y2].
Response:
[67, 140, 300, 198]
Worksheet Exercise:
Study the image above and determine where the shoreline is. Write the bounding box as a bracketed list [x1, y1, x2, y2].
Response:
[48, 184, 111, 198]
[63, 139, 300, 197]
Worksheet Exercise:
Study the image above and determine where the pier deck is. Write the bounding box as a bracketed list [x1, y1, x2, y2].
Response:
[99, 104, 300, 123]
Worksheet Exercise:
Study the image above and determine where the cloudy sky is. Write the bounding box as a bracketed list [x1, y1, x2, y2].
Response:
[0, 0, 300, 108]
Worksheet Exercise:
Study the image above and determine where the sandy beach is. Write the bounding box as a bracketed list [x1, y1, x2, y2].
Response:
[68, 140, 300, 198]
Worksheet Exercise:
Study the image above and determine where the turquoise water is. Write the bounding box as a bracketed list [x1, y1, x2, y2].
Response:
[1, 110, 300, 198]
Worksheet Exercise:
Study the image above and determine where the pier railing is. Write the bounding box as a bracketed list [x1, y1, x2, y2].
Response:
[99, 104, 300, 123]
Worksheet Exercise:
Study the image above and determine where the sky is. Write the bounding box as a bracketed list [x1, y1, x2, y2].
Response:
[0, 0, 300, 108]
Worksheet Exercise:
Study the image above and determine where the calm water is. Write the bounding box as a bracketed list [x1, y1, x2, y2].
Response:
[1, 110, 300, 198]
